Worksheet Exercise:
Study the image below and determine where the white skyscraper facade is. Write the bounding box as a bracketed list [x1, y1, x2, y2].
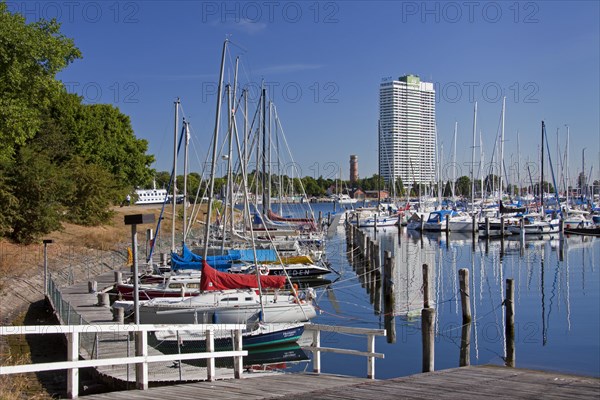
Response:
[379, 75, 436, 188]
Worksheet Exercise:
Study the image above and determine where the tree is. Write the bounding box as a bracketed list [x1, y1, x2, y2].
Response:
[0, 3, 81, 162]
[455, 176, 471, 197]
[8, 147, 67, 243]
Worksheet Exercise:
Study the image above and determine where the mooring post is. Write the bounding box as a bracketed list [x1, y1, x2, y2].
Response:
[88, 280, 97, 294]
[112, 306, 124, 323]
[459, 269, 471, 323]
[422, 264, 430, 308]
[460, 322, 472, 367]
[445, 214, 450, 234]
[114, 270, 122, 284]
[422, 307, 435, 372]
[459, 268, 472, 367]
[505, 278, 515, 367]
[97, 292, 109, 307]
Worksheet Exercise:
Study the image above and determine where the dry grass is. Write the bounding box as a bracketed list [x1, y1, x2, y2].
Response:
[0, 313, 53, 400]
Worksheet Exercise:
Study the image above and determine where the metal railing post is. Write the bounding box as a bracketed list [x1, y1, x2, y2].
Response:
[313, 329, 321, 374]
[135, 330, 148, 390]
[67, 332, 79, 399]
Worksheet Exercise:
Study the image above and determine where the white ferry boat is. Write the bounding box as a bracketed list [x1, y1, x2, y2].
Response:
[135, 188, 168, 204]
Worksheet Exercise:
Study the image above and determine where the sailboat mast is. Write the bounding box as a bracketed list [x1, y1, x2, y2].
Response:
[499, 97, 505, 204]
[171, 98, 180, 253]
[202, 39, 228, 259]
[261, 88, 267, 215]
[182, 119, 189, 242]
[517, 132, 521, 199]
[452, 122, 457, 200]
[541, 121, 545, 213]
[471, 101, 478, 214]
[566, 126, 569, 210]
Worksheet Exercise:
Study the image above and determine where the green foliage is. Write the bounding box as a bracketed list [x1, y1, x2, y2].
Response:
[0, 3, 81, 162]
[0, 5, 155, 243]
[8, 147, 66, 244]
[456, 176, 471, 197]
[62, 157, 118, 225]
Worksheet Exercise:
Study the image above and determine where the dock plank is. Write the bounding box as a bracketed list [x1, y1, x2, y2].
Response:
[82, 367, 599, 400]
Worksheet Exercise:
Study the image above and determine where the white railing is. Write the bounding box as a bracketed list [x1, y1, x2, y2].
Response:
[303, 324, 386, 379]
[0, 324, 247, 399]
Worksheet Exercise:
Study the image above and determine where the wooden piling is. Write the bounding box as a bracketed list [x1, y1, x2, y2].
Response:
[113, 306, 124, 323]
[114, 271, 123, 284]
[88, 280, 97, 294]
[422, 307, 435, 372]
[459, 269, 471, 323]
[505, 278, 515, 367]
[460, 322, 471, 367]
[422, 264, 430, 308]
[97, 292, 109, 307]
[445, 214, 450, 234]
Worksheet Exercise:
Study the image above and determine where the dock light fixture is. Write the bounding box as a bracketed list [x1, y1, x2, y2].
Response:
[124, 214, 155, 325]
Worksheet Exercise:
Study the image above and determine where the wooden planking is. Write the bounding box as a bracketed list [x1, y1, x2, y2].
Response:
[83, 367, 599, 400]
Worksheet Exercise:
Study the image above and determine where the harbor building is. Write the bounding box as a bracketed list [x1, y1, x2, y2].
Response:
[379, 74, 436, 188]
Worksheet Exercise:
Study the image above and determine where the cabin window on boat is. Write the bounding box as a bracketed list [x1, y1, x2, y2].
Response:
[245, 297, 253, 301]
[187, 283, 200, 288]
[221, 297, 238, 302]
[168, 283, 183, 289]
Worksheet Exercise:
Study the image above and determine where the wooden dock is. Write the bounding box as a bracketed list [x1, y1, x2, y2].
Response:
[53, 270, 248, 387]
[83, 366, 599, 400]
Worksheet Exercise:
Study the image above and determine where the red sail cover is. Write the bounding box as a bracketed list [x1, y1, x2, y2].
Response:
[200, 261, 286, 291]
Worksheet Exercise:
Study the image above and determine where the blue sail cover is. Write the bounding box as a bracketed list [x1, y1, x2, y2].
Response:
[171, 244, 241, 271]
[228, 249, 277, 262]
[171, 245, 277, 271]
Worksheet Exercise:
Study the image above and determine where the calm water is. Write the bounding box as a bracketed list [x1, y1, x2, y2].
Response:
[276, 202, 600, 379]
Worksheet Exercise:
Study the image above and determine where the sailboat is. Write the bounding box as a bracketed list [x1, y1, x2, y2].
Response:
[139, 261, 316, 325]
[507, 121, 560, 235]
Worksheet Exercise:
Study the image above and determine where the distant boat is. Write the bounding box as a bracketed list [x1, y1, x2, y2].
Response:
[135, 188, 168, 204]
[333, 194, 358, 205]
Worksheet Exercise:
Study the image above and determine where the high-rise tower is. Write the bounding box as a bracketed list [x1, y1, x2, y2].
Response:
[379, 74, 436, 188]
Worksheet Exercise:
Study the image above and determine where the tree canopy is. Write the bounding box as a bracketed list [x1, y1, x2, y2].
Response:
[0, 4, 154, 243]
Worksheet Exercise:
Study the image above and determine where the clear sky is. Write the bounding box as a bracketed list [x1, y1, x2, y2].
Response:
[10, 0, 600, 185]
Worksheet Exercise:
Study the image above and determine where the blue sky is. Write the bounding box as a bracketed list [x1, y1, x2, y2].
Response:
[11, 1, 600, 185]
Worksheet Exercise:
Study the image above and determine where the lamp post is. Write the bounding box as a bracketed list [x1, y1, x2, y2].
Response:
[43, 239, 53, 297]
[124, 214, 155, 324]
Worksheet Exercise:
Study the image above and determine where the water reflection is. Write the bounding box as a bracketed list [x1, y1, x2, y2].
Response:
[338, 226, 599, 377]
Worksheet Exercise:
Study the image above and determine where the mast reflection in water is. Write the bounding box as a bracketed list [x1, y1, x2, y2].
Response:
[306, 220, 599, 379]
